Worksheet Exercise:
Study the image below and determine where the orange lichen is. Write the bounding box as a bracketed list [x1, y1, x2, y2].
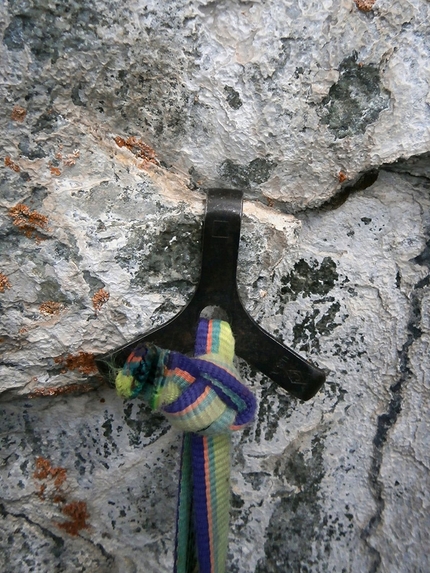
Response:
[34, 457, 68, 488]
[29, 383, 96, 398]
[63, 149, 80, 167]
[11, 105, 27, 122]
[0, 273, 11, 292]
[92, 288, 109, 311]
[39, 301, 63, 315]
[114, 135, 159, 165]
[36, 483, 47, 500]
[354, 0, 376, 11]
[33, 457, 90, 535]
[54, 149, 79, 167]
[338, 171, 348, 183]
[4, 156, 20, 172]
[57, 501, 90, 535]
[50, 166, 62, 176]
[8, 203, 49, 239]
[54, 351, 98, 375]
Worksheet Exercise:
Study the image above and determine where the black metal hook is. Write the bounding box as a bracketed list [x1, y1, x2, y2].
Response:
[95, 189, 325, 400]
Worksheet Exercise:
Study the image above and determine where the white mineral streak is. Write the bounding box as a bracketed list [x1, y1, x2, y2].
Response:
[0, 0, 429, 572]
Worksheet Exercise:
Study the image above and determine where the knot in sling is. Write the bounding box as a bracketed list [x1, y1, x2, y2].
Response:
[115, 317, 257, 573]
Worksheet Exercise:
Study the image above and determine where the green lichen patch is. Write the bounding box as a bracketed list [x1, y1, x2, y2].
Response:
[94, 62, 190, 140]
[37, 278, 70, 305]
[3, 2, 102, 62]
[319, 53, 391, 139]
[293, 301, 342, 352]
[122, 401, 169, 447]
[280, 257, 339, 301]
[115, 217, 201, 291]
[224, 86, 243, 109]
[219, 157, 276, 188]
[82, 271, 105, 294]
[256, 435, 325, 573]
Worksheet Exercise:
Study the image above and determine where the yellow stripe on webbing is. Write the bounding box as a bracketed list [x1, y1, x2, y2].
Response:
[156, 379, 182, 408]
[197, 354, 239, 382]
[214, 321, 235, 364]
[210, 434, 231, 572]
[154, 368, 196, 409]
[166, 388, 227, 433]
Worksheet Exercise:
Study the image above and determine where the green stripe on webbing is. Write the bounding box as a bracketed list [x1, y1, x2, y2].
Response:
[208, 434, 231, 573]
[176, 433, 232, 573]
[210, 321, 221, 354]
[176, 435, 203, 573]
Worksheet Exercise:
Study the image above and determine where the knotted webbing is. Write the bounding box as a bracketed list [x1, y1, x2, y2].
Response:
[115, 318, 257, 573]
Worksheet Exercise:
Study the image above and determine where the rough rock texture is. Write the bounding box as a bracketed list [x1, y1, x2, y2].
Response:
[2, 0, 430, 209]
[1, 1, 430, 572]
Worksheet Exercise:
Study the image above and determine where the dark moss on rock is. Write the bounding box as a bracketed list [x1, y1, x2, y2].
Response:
[224, 86, 243, 109]
[256, 435, 325, 573]
[280, 257, 339, 301]
[255, 381, 294, 442]
[319, 53, 391, 139]
[18, 138, 47, 160]
[293, 301, 341, 352]
[123, 401, 169, 447]
[71, 83, 87, 107]
[219, 157, 276, 188]
[115, 216, 201, 291]
[32, 109, 61, 134]
[413, 238, 430, 268]
[3, 2, 101, 62]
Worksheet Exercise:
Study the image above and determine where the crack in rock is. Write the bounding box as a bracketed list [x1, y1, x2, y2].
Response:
[361, 272, 428, 572]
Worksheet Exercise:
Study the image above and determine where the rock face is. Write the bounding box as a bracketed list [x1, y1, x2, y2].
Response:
[1, 1, 429, 572]
[2, 0, 430, 209]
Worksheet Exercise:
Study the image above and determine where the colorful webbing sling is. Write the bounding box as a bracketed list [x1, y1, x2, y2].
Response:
[115, 318, 257, 573]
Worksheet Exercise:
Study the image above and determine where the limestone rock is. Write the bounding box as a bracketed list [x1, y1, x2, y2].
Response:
[1, 1, 429, 572]
[1, 170, 429, 572]
[1, 0, 430, 210]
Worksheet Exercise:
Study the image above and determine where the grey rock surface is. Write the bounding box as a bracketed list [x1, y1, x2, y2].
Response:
[1, 0, 430, 209]
[1, 169, 429, 572]
[1, 1, 430, 572]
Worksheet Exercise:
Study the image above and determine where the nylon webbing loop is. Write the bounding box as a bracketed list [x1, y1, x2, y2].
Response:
[115, 318, 257, 573]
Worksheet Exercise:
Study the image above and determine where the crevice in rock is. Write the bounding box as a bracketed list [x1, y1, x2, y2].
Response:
[383, 151, 430, 181]
[258, 150, 430, 217]
[0, 502, 65, 551]
[361, 267, 428, 571]
[321, 151, 430, 215]
[0, 502, 116, 567]
[319, 169, 380, 212]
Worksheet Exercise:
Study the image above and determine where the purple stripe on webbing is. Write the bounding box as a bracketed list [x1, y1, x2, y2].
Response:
[174, 434, 191, 573]
[167, 351, 201, 379]
[190, 434, 212, 573]
[162, 378, 208, 414]
[194, 359, 257, 426]
[194, 318, 210, 357]
[232, 399, 256, 427]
